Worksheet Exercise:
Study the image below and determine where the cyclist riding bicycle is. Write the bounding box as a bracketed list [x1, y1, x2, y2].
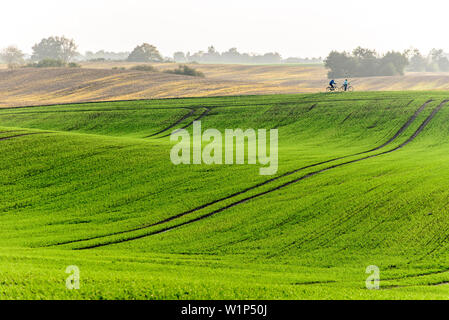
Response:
[343, 79, 348, 91]
[329, 79, 336, 90]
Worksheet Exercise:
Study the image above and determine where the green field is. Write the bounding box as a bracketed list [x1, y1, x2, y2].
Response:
[3, 91, 449, 299]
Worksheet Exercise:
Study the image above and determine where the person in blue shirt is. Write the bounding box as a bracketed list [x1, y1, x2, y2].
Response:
[343, 79, 348, 91]
[329, 79, 336, 89]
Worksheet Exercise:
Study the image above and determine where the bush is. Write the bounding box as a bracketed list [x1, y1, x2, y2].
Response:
[68, 62, 81, 68]
[164, 65, 205, 77]
[129, 65, 156, 72]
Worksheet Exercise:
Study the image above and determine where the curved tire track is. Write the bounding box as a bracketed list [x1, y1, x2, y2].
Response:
[0, 132, 50, 141]
[279, 99, 449, 252]
[308, 104, 317, 111]
[145, 108, 195, 138]
[355, 99, 427, 154]
[159, 107, 211, 138]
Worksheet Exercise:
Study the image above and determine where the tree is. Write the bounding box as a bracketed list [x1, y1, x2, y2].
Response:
[438, 57, 449, 72]
[127, 43, 162, 62]
[222, 48, 242, 63]
[325, 47, 408, 78]
[408, 49, 427, 72]
[430, 48, 444, 63]
[189, 50, 204, 63]
[0, 46, 24, 68]
[430, 48, 449, 72]
[207, 46, 217, 55]
[203, 46, 220, 62]
[324, 51, 356, 78]
[352, 47, 379, 76]
[173, 51, 186, 63]
[381, 51, 409, 75]
[352, 47, 377, 59]
[32, 36, 78, 63]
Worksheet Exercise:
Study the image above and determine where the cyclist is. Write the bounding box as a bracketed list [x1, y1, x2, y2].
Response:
[329, 79, 336, 90]
[343, 79, 348, 91]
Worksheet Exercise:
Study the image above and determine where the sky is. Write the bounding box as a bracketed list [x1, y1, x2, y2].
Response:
[2, 0, 448, 58]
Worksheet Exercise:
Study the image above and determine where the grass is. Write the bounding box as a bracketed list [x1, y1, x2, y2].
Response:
[2, 91, 449, 299]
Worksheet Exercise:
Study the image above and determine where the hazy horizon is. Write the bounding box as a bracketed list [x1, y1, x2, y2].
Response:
[2, 0, 449, 58]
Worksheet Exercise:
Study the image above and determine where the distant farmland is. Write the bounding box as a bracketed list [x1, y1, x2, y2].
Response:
[2, 63, 449, 108]
[2, 92, 449, 299]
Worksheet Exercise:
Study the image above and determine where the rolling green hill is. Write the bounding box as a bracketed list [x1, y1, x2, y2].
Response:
[2, 92, 449, 299]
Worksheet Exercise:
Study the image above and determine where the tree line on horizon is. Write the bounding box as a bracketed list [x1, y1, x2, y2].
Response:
[0, 36, 321, 68]
[325, 47, 449, 79]
[172, 46, 322, 64]
[1, 36, 449, 78]
[0, 38, 165, 68]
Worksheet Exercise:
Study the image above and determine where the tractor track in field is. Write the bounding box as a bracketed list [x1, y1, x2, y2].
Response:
[280, 99, 449, 252]
[379, 278, 449, 290]
[145, 108, 196, 138]
[414, 228, 449, 262]
[159, 107, 211, 138]
[341, 112, 355, 124]
[354, 99, 427, 154]
[56, 99, 444, 249]
[0, 132, 51, 141]
[381, 268, 449, 282]
[48, 99, 429, 248]
[308, 104, 317, 111]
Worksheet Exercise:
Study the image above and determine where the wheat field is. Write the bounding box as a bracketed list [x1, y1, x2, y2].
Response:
[2, 62, 449, 108]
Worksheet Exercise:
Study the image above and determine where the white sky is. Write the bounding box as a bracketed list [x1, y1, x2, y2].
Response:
[2, 0, 448, 58]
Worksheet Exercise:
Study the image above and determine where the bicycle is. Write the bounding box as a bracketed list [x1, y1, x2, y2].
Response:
[326, 84, 339, 92]
[340, 83, 354, 92]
